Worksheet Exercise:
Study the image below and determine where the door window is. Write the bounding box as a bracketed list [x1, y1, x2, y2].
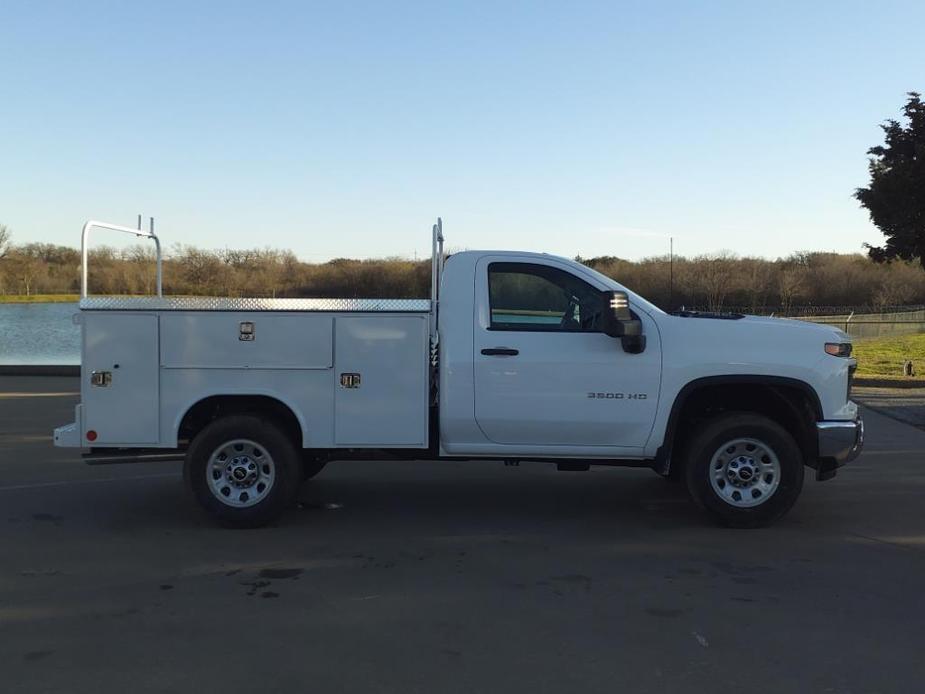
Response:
[488, 262, 603, 332]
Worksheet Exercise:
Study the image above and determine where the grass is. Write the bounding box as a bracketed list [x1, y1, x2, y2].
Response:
[0, 294, 79, 303]
[853, 333, 925, 380]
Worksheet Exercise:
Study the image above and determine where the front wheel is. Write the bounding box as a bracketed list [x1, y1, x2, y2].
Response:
[684, 413, 804, 528]
[184, 415, 302, 528]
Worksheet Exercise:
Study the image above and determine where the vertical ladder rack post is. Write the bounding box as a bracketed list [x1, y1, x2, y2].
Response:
[429, 217, 444, 349]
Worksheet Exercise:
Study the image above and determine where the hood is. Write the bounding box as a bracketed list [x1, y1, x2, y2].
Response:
[666, 310, 850, 343]
[739, 314, 850, 341]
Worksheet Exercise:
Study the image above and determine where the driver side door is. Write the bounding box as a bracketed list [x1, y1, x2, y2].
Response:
[472, 257, 660, 449]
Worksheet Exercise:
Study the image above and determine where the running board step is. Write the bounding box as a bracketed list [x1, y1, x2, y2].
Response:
[556, 461, 590, 472]
[83, 449, 185, 466]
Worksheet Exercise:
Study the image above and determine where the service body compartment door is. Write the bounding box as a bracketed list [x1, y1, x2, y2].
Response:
[159, 313, 333, 369]
[334, 315, 429, 447]
[82, 312, 159, 445]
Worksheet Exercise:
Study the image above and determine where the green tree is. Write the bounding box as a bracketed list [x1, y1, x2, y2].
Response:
[856, 92, 925, 268]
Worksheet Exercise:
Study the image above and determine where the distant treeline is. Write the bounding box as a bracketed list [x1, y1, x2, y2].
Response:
[1, 240, 924, 313]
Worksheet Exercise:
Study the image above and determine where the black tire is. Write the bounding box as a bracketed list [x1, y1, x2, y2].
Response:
[184, 414, 302, 528]
[683, 412, 804, 528]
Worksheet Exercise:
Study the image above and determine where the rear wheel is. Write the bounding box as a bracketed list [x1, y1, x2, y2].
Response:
[184, 415, 302, 528]
[684, 412, 804, 528]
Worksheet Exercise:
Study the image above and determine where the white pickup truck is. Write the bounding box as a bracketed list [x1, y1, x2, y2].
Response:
[55, 218, 863, 528]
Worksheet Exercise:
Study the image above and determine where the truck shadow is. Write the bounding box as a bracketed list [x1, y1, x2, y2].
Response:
[290, 462, 705, 533]
[62, 457, 909, 538]
[85, 462, 707, 534]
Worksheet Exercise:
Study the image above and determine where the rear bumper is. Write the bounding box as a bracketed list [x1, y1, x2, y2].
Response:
[54, 422, 81, 447]
[815, 415, 864, 474]
[54, 405, 83, 448]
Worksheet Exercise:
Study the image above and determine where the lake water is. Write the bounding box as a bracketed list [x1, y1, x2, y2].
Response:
[0, 303, 81, 364]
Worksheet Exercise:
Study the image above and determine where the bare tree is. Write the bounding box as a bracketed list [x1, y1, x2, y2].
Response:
[778, 267, 805, 313]
[0, 224, 11, 259]
[873, 266, 915, 310]
[696, 252, 737, 312]
[0, 224, 9, 293]
[743, 258, 772, 313]
[1, 232, 924, 308]
[175, 245, 223, 294]
[126, 245, 157, 294]
[17, 255, 44, 295]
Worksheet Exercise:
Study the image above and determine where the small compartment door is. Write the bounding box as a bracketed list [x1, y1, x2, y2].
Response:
[82, 313, 159, 445]
[334, 316, 428, 446]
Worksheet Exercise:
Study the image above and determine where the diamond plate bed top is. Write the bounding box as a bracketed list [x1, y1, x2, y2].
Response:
[79, 296, 432, 312]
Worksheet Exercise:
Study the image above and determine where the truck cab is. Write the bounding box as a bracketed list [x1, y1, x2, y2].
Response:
[438, 251, 662, 457]
[55, 218, 863, 528]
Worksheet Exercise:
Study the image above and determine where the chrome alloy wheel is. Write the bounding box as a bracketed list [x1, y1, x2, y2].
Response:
[709, 438, 781, 508]
[206, 439, 276, 508]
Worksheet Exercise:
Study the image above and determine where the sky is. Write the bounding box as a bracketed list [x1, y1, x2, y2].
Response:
[1, 0, 923, 262]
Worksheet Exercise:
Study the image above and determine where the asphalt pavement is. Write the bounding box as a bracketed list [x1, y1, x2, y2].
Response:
[854, 385, 925, 430]
[2, 376, 924, 694]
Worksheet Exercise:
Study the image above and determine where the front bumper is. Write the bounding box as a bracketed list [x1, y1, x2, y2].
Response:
[814, 415, 864, 479]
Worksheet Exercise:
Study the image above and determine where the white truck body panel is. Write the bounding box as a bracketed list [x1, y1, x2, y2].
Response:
[160, 313, 334, 370]
[472, 254, 661, 451]
[159, 366, 332, 448]
[74, 306, 430, 450]
[333, 315, 429, 447]
[82, 312, 160, 445]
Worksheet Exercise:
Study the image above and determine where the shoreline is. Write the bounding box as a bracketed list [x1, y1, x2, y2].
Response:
[0, 294, 79, 304]
[0, 365, 80, 376]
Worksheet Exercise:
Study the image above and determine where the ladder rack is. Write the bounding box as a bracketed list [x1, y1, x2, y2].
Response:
[81, 217, 162, 298]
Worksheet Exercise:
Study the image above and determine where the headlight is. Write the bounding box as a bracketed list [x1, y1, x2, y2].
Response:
[825, 342, 853, 358]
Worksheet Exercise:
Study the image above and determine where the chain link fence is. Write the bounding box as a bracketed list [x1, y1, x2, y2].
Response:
[685, 305, 925, 339]
[795, 309, 925, 339]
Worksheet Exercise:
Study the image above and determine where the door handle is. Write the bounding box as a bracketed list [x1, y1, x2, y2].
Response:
[481, 348, 519, 356]
[90, 371, 112, 387]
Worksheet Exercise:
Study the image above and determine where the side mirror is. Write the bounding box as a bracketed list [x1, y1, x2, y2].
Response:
[601, 290, 646, 354]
